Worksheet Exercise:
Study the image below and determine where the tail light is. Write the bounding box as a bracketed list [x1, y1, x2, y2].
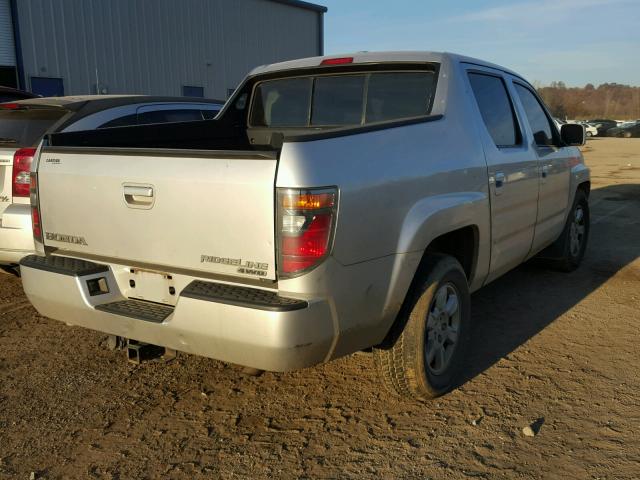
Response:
[12, 147, 36, 197]
[277, 187, 338, 278]
[30, 171, 43, 243]
[31, 205, 42, 242]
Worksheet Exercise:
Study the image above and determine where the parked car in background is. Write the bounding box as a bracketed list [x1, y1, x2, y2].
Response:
[586, 119, 617, 136]
[0, 95, 223, 270]
[606, 121, 640, 138]
[584, 123, 598, 137]
[0, 86, 38, 103]
[20, 52, 589, 401]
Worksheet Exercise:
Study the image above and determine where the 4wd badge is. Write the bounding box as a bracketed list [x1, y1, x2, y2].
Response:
[200, 255, 268, 277]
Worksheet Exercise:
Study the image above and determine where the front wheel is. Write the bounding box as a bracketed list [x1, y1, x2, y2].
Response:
[373, 254, 471, 401]
[545, 189, 590, 271]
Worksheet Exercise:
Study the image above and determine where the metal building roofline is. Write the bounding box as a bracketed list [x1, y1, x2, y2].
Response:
[267, 0, 327, 13]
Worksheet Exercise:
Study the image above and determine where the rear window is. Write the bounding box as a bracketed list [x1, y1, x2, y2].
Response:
[0, 107, 69, 147]
[250, 71, 436, 128]
[251, 78, 312, 127]
[366, 72, 434, 123]
[311, 75, 365, 126]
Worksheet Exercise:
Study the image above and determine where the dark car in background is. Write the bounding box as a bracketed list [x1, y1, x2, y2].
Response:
[606, 121, 640, 138]
[0, 86, 38, 103]
[0, 95, 223, 270]
[586, 119, 618, 136]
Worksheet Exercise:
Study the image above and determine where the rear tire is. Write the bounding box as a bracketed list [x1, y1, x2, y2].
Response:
[373, 254, 471, 401]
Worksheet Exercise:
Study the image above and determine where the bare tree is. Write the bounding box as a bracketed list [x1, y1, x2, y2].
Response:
[537, 83, 640, 119]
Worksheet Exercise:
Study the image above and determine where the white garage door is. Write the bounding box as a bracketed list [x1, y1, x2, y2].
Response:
[0, 0, 16, 67]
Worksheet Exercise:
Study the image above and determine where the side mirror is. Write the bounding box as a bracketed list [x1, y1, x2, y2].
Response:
[561, 123, 585, 146]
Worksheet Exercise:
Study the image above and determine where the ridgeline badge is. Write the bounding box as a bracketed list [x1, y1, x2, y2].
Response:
[200, 255, 268, 277]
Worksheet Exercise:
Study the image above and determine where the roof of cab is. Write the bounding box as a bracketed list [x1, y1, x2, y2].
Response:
[249, 51, 523, 81]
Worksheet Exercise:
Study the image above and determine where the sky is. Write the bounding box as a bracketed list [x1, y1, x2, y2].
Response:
[319, 0, 640, 87]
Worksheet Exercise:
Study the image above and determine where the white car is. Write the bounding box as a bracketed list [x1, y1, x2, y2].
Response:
[583, 123, 598, 137]
[0, 95, 222, 270]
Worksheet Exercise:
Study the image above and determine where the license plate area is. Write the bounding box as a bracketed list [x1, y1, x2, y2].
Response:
[126, 268, 177, 306]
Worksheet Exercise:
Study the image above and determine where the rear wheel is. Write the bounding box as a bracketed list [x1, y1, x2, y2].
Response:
[373, 254, 471, 401]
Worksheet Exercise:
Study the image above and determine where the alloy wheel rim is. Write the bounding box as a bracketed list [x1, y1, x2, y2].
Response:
[425, 283, 461, 375]
[569, 205, 586, 257]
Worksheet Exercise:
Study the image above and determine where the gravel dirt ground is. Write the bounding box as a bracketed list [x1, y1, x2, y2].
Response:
[0, 138, 639, 480]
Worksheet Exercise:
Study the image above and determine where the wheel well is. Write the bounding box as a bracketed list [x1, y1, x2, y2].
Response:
[376, 226, 478, 349]
[578, 181, 591, 197]
[423, 226, 478, 281]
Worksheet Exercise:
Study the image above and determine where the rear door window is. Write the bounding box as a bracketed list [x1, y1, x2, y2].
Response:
[468, 73, 521, 147]
[250, 70, 436, 128]
[0, 107, 69, 147]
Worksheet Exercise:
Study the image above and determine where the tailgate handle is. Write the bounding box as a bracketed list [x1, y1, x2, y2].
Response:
[124, 185, 153, 197]
[123, 184, 154, 208]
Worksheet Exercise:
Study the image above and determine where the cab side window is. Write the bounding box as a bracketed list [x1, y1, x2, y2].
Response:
[514, 84, 556, 147]
[468, 73, 521, 147]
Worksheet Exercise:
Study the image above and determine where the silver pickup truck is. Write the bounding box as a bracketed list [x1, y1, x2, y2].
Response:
[20, 52, 590, 400]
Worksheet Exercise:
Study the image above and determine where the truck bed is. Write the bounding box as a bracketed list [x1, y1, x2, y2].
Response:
[47, 118, 256, 151]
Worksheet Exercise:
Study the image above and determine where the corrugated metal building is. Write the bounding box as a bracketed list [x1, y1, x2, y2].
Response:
[0, 0, 326, 100]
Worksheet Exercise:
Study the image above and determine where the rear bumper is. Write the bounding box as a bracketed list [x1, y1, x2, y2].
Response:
[20, 255, 335, 371]
[0, 204, 34, 264]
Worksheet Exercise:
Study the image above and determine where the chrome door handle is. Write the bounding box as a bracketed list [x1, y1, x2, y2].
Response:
[495, 172, 505, 193]
[541, 165, 549, 178]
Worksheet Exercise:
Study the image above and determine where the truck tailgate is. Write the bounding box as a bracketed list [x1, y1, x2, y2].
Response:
[37, 147, 278, 280]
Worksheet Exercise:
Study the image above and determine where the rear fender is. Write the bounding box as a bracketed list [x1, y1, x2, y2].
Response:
[395, 192, 490, 291]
